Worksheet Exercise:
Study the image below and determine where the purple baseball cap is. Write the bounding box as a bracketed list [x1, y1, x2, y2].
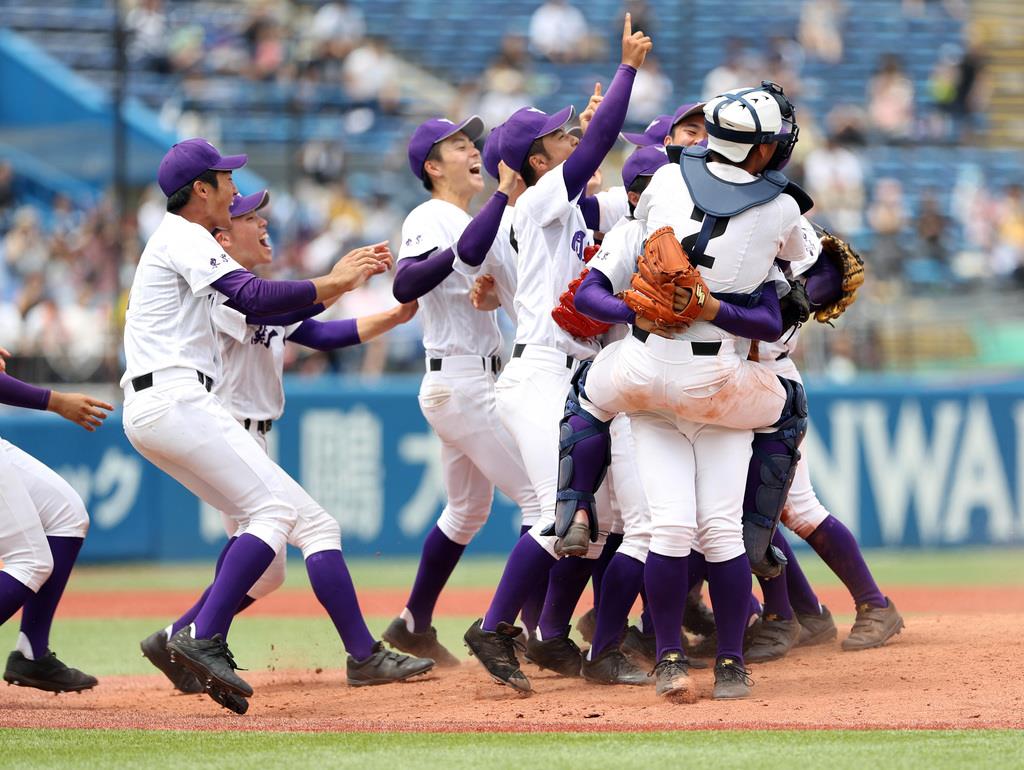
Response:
[621, 145, 670, 188]
[157, 138, 247, 197]
[621, 114, 672, 147]
[229, 189, 269, 218]
[498, 105, 576, 172]
[482, 124, 504, 180]
[670, 102, 705, 130]
[407, 115, 485, 180]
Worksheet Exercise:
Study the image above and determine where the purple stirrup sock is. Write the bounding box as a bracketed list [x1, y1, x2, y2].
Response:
[707, 555, 752, 664]
[590, 553, 643, 657]
[483, 535, 555, 631]
[806, 515, 886, 609]
[405, 525, 467, 632]
[192, 534, 275, 639]
[538, 556, 593, 640]
[0, 572, 34, 627]
[306, 549, 376, 661]
[688, 550, 708, 589]
[639, 585, 653, 635]
[643, 552, 689, 660]
[171, 536, 236, 636]
[517, 525, 544, 634]
[19, 537, 83, 658]
[776, 532, 821, 616]
[591, 532, 623, 608]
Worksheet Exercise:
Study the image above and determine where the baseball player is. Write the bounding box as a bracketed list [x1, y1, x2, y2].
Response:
[463, 13, 650, 694]
[621, 101, 706, 149]
[381, 115, 543, 667]
[556, 84, 811, 700]
[139, 190, 425, 711]
[122, 139, 430, 711]
[0, 353, 112, 692]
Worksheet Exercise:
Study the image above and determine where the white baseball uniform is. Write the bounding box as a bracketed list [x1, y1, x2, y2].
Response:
[399, 198, 540, 544]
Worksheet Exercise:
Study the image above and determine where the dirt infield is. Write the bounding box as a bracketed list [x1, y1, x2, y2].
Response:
[1, 594, 1022, 732]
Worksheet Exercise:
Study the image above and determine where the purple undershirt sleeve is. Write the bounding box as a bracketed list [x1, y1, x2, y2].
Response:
[457, 191, 508, 267]
[0, 372, 51, 410]
[579, 196, 601, 230]
[710, 283, 783, 341]
[392, 247, 455, 303]
[803, 253, 845, 307]
[212, 270, 318, 315]
[575, 268, 636, 326]
[563, 65, 637, 200]
[245, 303, 325, 327]
[285, 318, 361, 351]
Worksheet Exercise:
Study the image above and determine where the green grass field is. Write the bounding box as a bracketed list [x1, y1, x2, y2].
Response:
[1, 549, 1021, 767]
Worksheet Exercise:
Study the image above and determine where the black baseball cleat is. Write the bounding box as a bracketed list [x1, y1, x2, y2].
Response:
[582, 647, 649, 686]
[744, 614, 801, 663]
[346, 641, 434, 686]
[575, 607, 597, 644]
[207, 686, 249, 715]
[140, 629, 203, 694]
[4, 651, 97, 693]
[464, 619, 531, 693]
[842, 597, 904, 651]
[796, 605, 838, 647]
[713, 657, 753, 699]
[382, 617, 460, 668]
[525, 629, 583, 678]
[166, 628, 252, 698]
[682, 587, 718, 638]
[653, 651, 693, 702]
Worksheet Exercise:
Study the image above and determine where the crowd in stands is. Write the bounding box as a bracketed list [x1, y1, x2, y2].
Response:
[1, 0, 1021, 385]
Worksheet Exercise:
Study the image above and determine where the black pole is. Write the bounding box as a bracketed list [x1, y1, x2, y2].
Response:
[111, 0, 128, 384]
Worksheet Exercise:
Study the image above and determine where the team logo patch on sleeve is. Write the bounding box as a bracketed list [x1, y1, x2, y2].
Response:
[209, 254, 230, 269]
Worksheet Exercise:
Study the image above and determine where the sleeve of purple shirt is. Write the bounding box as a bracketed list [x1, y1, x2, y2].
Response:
[392, 190, 508, 302]
[710, 283, 783, 342]
[563, 64, 637, 201]
[0, 372, 51, 411]
[212, 270, 318, 316]
[285, 318, 361, 351]
[244, 303, 325, 327]
[578, 195, 601, 231]
[575, 268, 636, 325]
[802, 252, 845, 308]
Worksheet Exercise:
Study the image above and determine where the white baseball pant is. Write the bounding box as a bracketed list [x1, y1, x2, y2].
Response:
[607, 414, 651, 564]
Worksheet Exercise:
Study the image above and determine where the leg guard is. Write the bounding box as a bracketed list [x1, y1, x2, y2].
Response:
[743, 377, 808, 579]
[542, 362, 611, 544]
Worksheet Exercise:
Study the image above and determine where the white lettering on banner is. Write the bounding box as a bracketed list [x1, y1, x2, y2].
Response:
[1016, 403, 1024, 540]
[944, 398, 1014, 543]
[57, 447, 143, 530]
[860, 400, 961, 545]
[397, 431, 444, 537]
[803, 401, 861, 534]
[301, 407, 384, 541]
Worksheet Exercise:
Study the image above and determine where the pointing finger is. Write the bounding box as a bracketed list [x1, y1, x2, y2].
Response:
[623, 12, 631, 37]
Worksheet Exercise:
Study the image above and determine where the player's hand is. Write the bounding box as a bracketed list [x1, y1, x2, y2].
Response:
[369, 241, 394, 270]
[496, 161, 522, 197]
[390, 300, 418, 325]
[48, 391, 113, 431]
[578, 82, 603, 136]
[470, 274, 501, 311]
[0, 346, 10, 374]
[696, 293, 720, 321]
[621, 13, 652, 70]
[635, 314, 687, 339]
[331, 245, 390, 292]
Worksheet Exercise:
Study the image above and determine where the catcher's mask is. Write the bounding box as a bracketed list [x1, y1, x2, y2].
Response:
[705, 81, 798, 170]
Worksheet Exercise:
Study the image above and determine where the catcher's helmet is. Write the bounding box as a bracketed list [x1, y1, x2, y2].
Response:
[703, 81, 798, 168]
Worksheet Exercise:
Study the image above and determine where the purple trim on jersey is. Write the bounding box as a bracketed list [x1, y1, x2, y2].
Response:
[457, 190, 508, 267]
[804, 252, 844, 307]
[286, 318, 360, 351]
[579, 195, 600, 230]
[711, 283, 782, 341]
[392, 246, 454, 303]
[245, 303, 325, 327]
[0, 373, 51, 411]
[212, 270, 317, 316]
[563, 64, 637, 201]
[575, 268, 636, 325]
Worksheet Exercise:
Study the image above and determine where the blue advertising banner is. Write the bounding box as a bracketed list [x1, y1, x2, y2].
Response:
[1, 375, 1021, 562]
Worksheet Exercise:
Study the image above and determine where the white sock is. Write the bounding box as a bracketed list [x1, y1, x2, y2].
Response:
[16, 632, 35, 660]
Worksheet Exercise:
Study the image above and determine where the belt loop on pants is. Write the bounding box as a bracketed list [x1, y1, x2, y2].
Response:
[511, 343, 574, 369]
[242, 418, 273, 434]
[630, 325, 722, 356]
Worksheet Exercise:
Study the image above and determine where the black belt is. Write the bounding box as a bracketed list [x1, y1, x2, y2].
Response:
[512, 343, 574, 369]
[243, 418, 273, 434]
[132, 370, 213, 392]
[631, 326, 722, 355]
[775, 351, 789, 361]
[428, 356, 501, 374]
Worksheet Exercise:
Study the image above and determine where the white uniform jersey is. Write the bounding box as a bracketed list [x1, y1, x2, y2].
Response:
[480, 207, 520, 327]
[589, 215, 646, 346]
[631, 161, 804, 346]
[121, 212, 245, 388]
[211, 302, 302, 421]
[762, 215, 822, 362]
[398, 199, 502, 359]
[511, 164, 624, 361]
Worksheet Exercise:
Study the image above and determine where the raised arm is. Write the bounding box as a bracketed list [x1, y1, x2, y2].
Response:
[286, 303, 418, 351]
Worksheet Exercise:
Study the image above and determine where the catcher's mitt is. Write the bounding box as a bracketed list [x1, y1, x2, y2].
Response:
[552, 268, 612, 338]
[622, 226, 709, 328]
[814, 232, 865, 323]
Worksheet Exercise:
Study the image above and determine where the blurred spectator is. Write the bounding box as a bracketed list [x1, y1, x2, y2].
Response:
[125, 0, 170, 73]
[529, 0, 592, 63]
[701, 39, 760, 99]
[475, 36, 532, 129]
[992, 185, 1024, 284]
[825, 104, 869, 146]
[0, 162, 15, 220]
[799, 0, 844, 64]
[3, 207, 49, 281]
[309, 1, 366, 62]
[804, 135, 865, 237]
[866, 178, 909, 281]
[868, 55, 915, 143]
[342, 37, 401, 112]
[916, 189, 951, 265]
[626, 55, 671, 124]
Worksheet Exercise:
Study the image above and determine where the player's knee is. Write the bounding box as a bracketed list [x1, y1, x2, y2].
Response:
[649, 522, 695, 558]
[437, 506, 487, 546]
[292, 510, 341, 556]
[23, 549, 54, 593]
[247, 555, 287, 600]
